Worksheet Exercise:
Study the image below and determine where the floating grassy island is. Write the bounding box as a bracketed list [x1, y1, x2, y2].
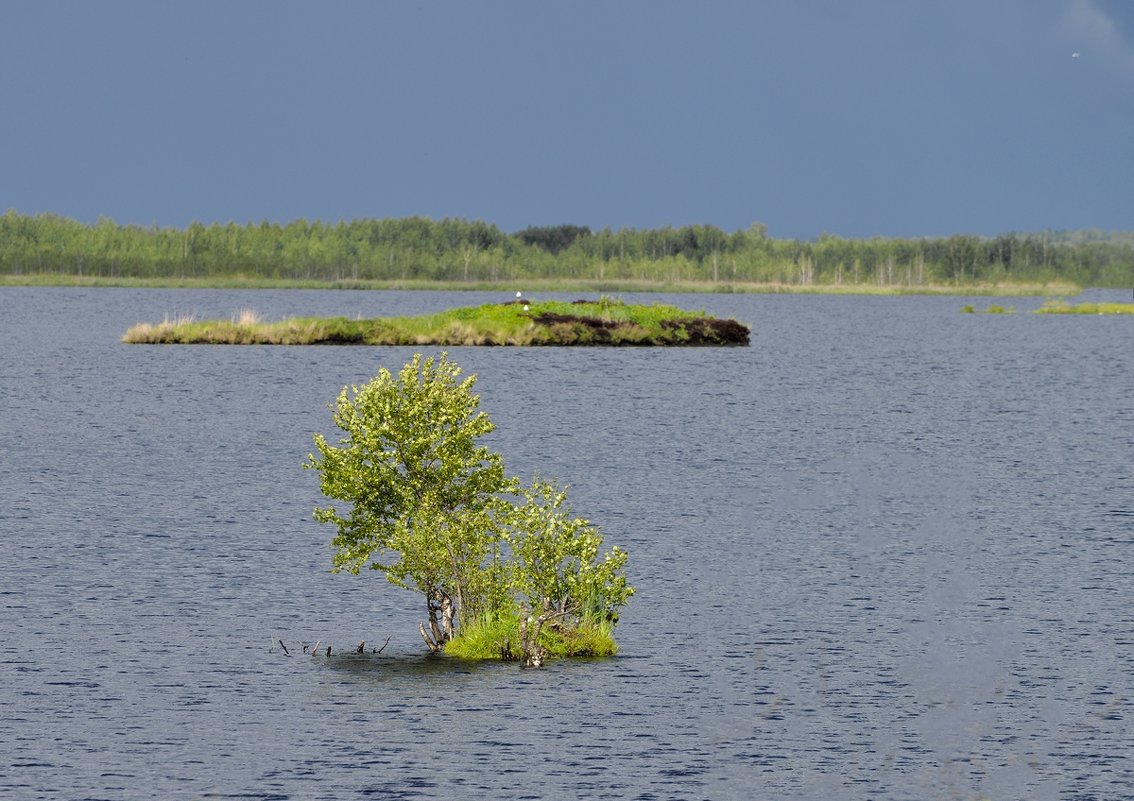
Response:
[123, 297, 751, 346]
[962, 300, 1134, 315]
[1035, 300, 1134, 315]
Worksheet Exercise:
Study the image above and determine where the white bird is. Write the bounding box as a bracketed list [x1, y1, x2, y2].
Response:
[1072, 52, 1081, 58]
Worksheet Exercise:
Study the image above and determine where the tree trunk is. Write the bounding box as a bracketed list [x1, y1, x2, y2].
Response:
[420, 585, 446, 651]
[518, 607, 544, 667]
[440, 594, 454, 641]
[419, 622, 441, 652]
[518, 603, 567, 667]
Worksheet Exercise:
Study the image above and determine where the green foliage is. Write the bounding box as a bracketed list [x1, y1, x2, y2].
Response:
[306, 354, 513, 646]
[305, 353, 634, 658]
[504, 480, 633, 626]
[4, 210, 1132, 288]
[515, 224, 592, 254]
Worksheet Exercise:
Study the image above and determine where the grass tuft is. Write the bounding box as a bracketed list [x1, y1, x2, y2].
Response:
[233, 307, 262, 326]
[444, 614, 618, 661]
[443, 615, 521, 660]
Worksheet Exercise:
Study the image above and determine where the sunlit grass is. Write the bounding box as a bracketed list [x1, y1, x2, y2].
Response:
[233, 307, 262, 326]
[443, 614, 618, 661]
[443, 615, 520, 660]
[124, 311, 198, 339]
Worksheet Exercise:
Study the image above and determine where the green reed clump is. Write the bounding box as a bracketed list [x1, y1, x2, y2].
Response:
[442, 614, 521, 660]
[961, 303, 1016, 314]
[444, 612, 618, 660]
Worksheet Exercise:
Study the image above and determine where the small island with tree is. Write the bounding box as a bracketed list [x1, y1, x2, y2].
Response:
[123, 295, 750, 346]
[305, 353, 634, 666]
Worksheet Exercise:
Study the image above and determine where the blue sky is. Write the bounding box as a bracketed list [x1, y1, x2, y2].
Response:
[1, 1, 1131, 239]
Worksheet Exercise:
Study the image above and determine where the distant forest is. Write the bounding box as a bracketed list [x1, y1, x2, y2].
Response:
[2, 210, 1132, 288]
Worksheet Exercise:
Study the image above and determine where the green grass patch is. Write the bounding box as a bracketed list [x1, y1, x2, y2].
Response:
[122, 297, 751, 346]
[1035, 300, 1134, 315]
[444, 614, 618, 661]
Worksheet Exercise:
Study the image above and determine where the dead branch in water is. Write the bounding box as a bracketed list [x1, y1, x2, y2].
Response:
[281, 637, 392, 657]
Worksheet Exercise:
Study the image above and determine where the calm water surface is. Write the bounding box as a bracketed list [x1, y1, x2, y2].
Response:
[1, 287, 1130, 800]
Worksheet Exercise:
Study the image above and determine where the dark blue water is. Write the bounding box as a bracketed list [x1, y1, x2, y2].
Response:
[1, 287, 1130, 800]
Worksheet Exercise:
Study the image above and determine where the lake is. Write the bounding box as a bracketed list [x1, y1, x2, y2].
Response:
[1, 287, 1130, 801]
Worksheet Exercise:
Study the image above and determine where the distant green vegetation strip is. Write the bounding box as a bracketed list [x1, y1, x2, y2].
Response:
[1035, 300, 1134, 314]
[121, 298, 751, 346]
[4, 210, 1129, 289]
[2, 272, 1079, 295]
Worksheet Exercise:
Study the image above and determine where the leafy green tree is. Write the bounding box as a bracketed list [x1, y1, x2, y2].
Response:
[306, 353, 512, 650]
[306, 353, 634, 662]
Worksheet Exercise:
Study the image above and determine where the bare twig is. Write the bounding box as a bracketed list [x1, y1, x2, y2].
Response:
[375, 635, 392, 654]
[279, 639, 290, 656]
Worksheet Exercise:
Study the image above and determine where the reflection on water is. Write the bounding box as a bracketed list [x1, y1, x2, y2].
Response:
[0, 287, 1131, 800]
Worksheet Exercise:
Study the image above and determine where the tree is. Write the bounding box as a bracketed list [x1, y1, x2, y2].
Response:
[307, 353, 512, 651]
[306, 353, 634, 662]
[514, 224, 592, 254]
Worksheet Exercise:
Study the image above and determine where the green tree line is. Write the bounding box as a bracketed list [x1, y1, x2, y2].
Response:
[2, 210, 1131, 287]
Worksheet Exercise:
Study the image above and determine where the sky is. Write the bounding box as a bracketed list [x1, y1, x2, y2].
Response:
[1, 1, 1131, 240]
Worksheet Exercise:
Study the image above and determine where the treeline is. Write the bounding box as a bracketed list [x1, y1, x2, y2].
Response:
[2, 210, 1132, 287]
